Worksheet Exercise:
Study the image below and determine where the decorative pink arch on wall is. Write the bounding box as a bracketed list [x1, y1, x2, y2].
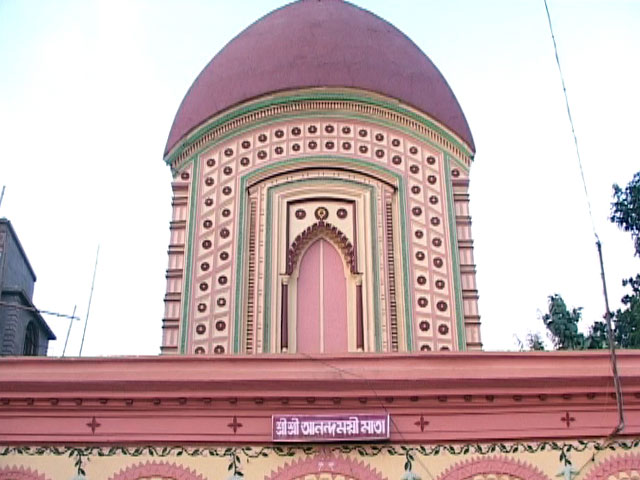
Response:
[583, 453, 640, 480]
[265, 454, 387, 480]
[436, 456, 552, 480]
[0, 466, 49, 480]
[282, 219, 365, 351]
[286, 220, 357, 275]
[107, 461, 207, 480]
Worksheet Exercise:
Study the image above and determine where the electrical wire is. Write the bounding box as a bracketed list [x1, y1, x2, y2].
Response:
[543, 0, 597, 238]
[543, 0, 624, 438]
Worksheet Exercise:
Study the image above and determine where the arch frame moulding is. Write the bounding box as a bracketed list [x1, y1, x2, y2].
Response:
[235, 158, 413, 354]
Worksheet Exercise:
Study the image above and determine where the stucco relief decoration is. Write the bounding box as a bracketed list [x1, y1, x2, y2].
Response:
[286, 221, 356, 275]
[314, 206, 329, 221]
[265, 454, 387, 480]
[107, 461, 207, 480]
[436, 456, 552, 480]
[0, 466, 49, 480]
[583, 453, 640, 480]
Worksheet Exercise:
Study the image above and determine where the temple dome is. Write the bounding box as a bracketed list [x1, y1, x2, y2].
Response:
[165, 0, 474, 156]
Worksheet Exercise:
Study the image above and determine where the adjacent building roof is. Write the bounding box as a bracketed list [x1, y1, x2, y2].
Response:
[165, 0, 475, 156]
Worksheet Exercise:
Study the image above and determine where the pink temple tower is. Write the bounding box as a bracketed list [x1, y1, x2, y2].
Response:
[4, 3, 640, 477]
[161, 0, 481, 355]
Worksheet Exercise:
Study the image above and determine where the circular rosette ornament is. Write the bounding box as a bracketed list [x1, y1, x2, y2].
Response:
[314, 206, 329, 221]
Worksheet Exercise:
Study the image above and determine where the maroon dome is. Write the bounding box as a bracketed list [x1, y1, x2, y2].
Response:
[165, 0, 474, 156]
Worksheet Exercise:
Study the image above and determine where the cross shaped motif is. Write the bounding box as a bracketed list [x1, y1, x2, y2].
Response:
[227, 416, 243, 433]
[414, 415, 429, 432]
[560, 411, 575, 427]
[86, 416, 101, 434]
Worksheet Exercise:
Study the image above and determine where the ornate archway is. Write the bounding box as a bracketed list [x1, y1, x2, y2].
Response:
[282, 219, 364, 353]
[265, 454, 387, 480]
[583, 453, 640, 480]
[107, 461, 206, 480]
[286, 220, 357, 275]
[0, 466, 49, 480]
[436, 456, 551, 480]
[295, 237, 349, 353]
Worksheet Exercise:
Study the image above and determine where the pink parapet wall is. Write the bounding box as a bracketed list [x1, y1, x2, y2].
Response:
[0, 351, 640, 444]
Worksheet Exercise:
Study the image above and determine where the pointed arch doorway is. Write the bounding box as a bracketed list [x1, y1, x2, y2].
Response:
[296, 238, 348, 354]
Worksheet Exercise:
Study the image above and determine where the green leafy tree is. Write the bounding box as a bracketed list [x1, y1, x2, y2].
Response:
[585, 319, 609, 349]
[610, 171, 640, 257]
[610, 171, 640, 348]
[542, 295, 585, 350]
[539, 171, 640, 350]
[540, 295, 607, 350]
[614, 275, 640, 348]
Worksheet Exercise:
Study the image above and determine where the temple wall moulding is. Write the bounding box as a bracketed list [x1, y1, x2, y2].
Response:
[1, 353, 640, 445]
[164, 90, 474, 172]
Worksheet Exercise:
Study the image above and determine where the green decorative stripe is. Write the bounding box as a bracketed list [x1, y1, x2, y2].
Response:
[262, 186, 273, 352]
[444, 154, 467, 351]
[164, 91, 474, 169]
[179, 158, 199, 354]
[233, 175, 249, 353]
[396, 178, 414, 351]
[369, 183, 382, 352]
[2, 438, 637, 460]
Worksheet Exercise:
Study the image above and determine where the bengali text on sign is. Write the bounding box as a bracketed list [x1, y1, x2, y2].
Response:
[272, 414, 390, 442]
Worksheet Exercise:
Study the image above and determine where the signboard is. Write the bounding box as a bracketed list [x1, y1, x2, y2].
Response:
[272, 414, 390, 442]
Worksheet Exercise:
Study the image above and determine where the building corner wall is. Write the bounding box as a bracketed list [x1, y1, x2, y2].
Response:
[452, 174, 482, 350]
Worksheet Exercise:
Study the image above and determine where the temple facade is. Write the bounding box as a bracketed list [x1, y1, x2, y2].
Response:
[1, 2, 640, 480]
[160, 0, 480, 356]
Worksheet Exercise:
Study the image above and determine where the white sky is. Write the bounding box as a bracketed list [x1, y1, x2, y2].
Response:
[0, 0, 638, 356]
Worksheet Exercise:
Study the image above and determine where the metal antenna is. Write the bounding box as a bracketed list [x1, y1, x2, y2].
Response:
[79, 245, 100, 356]
[0, 186, 5, 209]
[61, 305, 77, 357]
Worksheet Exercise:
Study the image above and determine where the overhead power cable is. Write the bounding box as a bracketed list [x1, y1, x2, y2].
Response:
[543, 0, 624, 438]
[543, 0, 597, 238]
